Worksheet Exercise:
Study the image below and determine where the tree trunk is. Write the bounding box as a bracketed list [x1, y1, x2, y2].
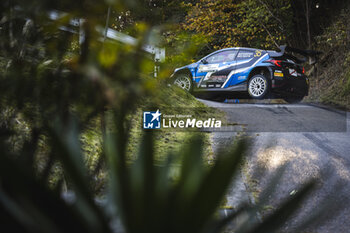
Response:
[305, 0, 312, 50]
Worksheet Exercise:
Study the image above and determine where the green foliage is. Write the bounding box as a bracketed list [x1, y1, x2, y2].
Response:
[0, 111, 317, 233]
[307, 4, 350, 108]
[344, 72, 350, 95]
[127, 86, 225, 163]
[165, 32, 210, 66]
[0, 0, 320, 232]
[316, 8, 350, 50]
[106, 130, 246, 233]
[182, 0, 293, 50]
[0, 0, 169, 193]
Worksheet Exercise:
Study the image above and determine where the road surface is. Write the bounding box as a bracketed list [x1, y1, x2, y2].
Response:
[200, 99, 350, 233]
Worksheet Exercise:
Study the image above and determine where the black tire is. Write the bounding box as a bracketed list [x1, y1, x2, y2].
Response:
[247, 74, 270, 99]
[283, 96, 304, 103]
[173, 74, 193, 92]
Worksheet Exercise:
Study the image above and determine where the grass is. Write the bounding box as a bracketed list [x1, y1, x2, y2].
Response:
[70, 85, 226, 195]
[1, 68, 225, 193]
[127, 85, 226, 163]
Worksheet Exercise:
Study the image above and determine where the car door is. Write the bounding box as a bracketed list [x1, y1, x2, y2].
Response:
[222, 49, 257, 88]
[196, 49, 238, 88]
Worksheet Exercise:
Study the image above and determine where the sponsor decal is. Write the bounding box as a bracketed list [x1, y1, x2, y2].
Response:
[289, 69, 298, 77]
[209, 75, 227, 82]
[198, 64, 219, 73]
[274, 71, 284, 77]
[237, 52, 254, 58]
[210, 75, 227, 80]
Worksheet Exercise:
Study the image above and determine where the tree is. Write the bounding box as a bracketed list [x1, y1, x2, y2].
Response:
[182, 0, 293, 51]
[290, 0, 348, 49]
[110, 0, 194, 32]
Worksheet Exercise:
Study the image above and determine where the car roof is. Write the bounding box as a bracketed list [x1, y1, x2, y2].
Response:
[217, 47, 263, 52]
[200, 47, 270, 61]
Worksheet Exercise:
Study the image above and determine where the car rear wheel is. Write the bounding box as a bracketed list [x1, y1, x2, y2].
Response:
[174, 74, 193, 92]
[283, 96, 304, 103]
[248, 75, 269, 99]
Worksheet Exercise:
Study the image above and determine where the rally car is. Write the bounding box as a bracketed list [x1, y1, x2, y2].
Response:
[172, 46, 319, 103]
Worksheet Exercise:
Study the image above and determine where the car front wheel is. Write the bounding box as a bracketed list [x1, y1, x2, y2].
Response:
[248, 75, 269, 99]
[173, 74, 193, 92]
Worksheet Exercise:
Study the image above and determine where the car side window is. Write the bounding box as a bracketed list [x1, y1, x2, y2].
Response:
[236, 50, 254, 61]
[206, 50, 238, 64]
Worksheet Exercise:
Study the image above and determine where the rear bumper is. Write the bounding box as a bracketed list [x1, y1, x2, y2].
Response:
[272, 75, 309, 96]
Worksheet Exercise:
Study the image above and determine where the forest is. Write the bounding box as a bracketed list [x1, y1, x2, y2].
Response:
[0, 0, 349, 233]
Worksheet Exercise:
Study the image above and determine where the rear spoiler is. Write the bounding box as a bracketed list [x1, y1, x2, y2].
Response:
[268, 45, 322, 65]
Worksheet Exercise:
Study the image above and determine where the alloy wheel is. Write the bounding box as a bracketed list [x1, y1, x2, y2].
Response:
[249, 76, 267, 98]
[174, 75, 191, 91]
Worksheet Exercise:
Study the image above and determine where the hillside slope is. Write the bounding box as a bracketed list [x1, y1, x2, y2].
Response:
[305, 5, 350, 109]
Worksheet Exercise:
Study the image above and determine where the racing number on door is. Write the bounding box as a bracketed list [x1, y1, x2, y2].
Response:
[254, 50, 262, 57]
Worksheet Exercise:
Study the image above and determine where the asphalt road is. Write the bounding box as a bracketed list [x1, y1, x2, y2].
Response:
[199, 99, 350, 233]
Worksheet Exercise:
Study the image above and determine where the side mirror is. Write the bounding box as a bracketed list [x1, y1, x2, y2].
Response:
[201, 59, 208, 64]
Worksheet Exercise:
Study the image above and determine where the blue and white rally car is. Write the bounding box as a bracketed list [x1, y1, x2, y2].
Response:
[172, 46, 317, 103]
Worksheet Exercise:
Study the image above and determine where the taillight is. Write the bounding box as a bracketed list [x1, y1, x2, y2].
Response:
[265, 59, 282, 67]
[302, 67, 305, 74]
